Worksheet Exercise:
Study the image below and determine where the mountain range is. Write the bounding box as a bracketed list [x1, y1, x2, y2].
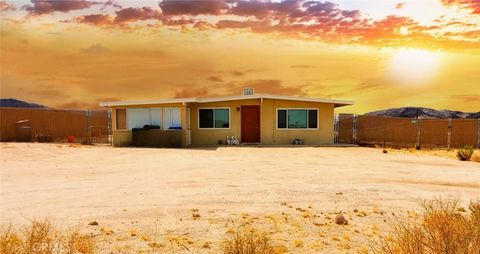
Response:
[364, 107, 479, 119]
[0, 98, 46, 108]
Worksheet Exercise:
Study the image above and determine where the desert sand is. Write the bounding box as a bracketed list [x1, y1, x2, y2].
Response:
[1, 143, 479, 253]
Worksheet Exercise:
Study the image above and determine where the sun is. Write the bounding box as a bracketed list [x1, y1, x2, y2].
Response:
[388, 48, 442, 85]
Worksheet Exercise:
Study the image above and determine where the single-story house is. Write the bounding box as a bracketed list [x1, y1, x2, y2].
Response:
[99, 91, 353, 147]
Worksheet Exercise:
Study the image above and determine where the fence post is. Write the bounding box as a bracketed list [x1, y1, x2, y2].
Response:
[447, 118, 452, 149]
[108, 109, 113, 145]
[415, 118, 421, 149]
[86, 110, 92, 144]
[353, 115, 357, 144]
[334, 114, 338, 144]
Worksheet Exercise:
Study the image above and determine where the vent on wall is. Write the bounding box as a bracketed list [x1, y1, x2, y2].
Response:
[243, 88, 254, 96]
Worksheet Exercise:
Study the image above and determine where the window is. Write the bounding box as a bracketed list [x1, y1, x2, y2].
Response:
[199, 108, 230, 129]
[163, 107, 181, 129]
[116, 109, 127, 130]
[214, 109, 229, 128]
[308, 109, 318, 128]
[127, 108, 150, 129]
[277, 109, 318, 129]
[277, 110, 287, 128]
[125, 107, 181, 130]
[150, 107, 162, 126]
[288, 110, 307, 128]
[199, 109, 214, 128]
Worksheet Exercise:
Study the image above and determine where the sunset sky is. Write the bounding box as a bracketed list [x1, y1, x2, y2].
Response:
[1, 0, 479, 113]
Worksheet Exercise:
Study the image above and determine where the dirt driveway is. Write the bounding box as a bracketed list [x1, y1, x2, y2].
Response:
[1, 143, 479, 253]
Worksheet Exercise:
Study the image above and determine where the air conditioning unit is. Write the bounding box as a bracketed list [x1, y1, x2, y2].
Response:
[243, 88, 254, 96]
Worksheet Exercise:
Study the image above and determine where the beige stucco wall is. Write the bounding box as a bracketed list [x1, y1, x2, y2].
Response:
[262, 99, 334, 145]
[108, 98, 336, 146]
[189, 99, 259, 145]
[111, 103, 188, 147]
[189, 98, 334, 145]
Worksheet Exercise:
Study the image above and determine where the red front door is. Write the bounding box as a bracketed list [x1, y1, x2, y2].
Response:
[241, 105, 260, 143]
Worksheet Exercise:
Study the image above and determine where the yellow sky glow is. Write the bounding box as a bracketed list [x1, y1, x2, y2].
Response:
[0, 0, 479, 114]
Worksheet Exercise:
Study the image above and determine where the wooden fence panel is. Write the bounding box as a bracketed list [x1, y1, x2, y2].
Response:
[343, 115, 479, 148]
[1, 108, 18, 141]
[356, 115, 385, 146]
[356, 116, 417, 147]
[338, 114, 354, 144]
[64, 110, 88, 139]
[451, 119, 477, 148]
[420, 119, 449, 148]
[384, 117, 417, 147]
[53, 110, 68, 139]
[0, 107, 110, 142]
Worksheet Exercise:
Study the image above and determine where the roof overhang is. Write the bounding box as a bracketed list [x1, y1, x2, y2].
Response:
[99, 94, 354, 108]
[98, 98, 196, 107]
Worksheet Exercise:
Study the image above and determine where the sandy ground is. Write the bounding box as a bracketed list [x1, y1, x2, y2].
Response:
[1, 143, 479, 253]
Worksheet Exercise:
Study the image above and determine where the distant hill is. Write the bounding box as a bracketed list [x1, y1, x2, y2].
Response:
[0, 98, 46, 108]
[364, 107, 479, 119]
[467, 112, 480, 119]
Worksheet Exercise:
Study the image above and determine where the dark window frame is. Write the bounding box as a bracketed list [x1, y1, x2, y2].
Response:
[276, 108, 319, 129]
[198, 108, 231, 129]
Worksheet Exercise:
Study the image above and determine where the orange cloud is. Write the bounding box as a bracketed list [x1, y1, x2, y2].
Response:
[174, 87, 215, 98]
[231, 70, 244, 76]
[226, 79, 306, 96]
[101, 0, 122, 10]
[0, 0, 15, 11]
[114, 7, 162, 23]
[207, 76, 224, 82]
[172, 79, 306, 99]
[159, 0, 228, 16]
[75, 14, 113, 26]
[442, 0, 480, 14]
[24, 0, 97, 15]
[64, 0, 479, 51]
[229, 0, 272, 18]
[395, 2, 406, 9]
[80, 43, 111, 54]
[75, 7, 163, 26]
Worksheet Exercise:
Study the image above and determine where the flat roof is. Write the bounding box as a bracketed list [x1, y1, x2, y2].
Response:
[99, 94, 354, 108]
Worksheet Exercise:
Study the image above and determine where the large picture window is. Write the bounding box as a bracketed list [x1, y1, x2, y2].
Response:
[277, 109, 318, 129]
[126, 107, 180, 130]
[199, 108, 230, 129]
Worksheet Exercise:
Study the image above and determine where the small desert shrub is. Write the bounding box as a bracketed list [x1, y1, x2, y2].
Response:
[457, 146, 474, 161]
[222, 227, 275, 254]
[371, 198, 480, 254]
[0, 219, 96, 254]
[335, 214, 348, 225]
